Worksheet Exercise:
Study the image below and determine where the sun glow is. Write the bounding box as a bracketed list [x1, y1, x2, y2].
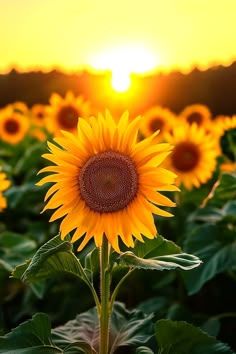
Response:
[90, 45, 159, 92]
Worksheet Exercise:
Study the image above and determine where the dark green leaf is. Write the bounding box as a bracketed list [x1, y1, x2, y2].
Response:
[155, 319, 234, 354]
[120, 251, 201, 271]
[52, 302, 154, 354]
[0, 313, 61, 353]
[63, 342, 97, 353]
[182, 224, 236, 294]
[202, 173, 236, 208]
[0, 232, 37, 269]
[136, 346, 154, 354]
[18, 235, 84, 283]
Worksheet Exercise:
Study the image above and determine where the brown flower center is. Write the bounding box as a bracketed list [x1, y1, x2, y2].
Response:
[79, 150, 138, 213]
[36, 111, 44, 120]
[149, 117, 164, 132]
[186, 112, 203, 125]
[57, 105, 79, 130]
[171, 142, 200, 172]
[4, 118, 20, 134]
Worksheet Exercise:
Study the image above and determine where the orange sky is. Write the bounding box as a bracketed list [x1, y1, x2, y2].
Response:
[0, 0, 236, 74]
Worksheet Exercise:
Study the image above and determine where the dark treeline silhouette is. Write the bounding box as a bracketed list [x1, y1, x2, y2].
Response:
[0, 61, 236, 117]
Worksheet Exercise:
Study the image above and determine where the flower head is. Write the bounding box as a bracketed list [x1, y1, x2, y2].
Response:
[0, 106, 29, 144]
[164, 123, 220, 190]
[0, 171, 11, 212]
[179, 104, 212, 127]
[45, 91, 91, 136]
[139, 106, 177, 142]
[37, 111, 178, 252]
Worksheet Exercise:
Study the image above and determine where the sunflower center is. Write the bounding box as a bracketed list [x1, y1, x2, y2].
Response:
[57, 105, 79, 129]
[36, 111, 44, 120]
[171, 142, 200, 172]
[186, 112, 203, 125]
[149, 117, 164, 132]
[4, 118, 20, 134]
[79, 150, 138, 213]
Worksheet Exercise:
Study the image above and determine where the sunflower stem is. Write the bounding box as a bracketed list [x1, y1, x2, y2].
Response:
[99, 236, 111, 354]
[76, 258, 101, 314]
[110, 268, 134, 310]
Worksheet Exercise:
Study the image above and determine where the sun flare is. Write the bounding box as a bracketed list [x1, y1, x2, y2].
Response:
[90, 44, 159, 92]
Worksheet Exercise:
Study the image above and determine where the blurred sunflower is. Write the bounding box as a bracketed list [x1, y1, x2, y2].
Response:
[0, 107, 30, 144]
[164, 123, 220, 190]
[179, 104, 212, 127]
[139, 106, 177, 142]
[0, 171, 11, 212]
[214, 115, 236, 135]
[31, 104, 47, 126]
[214, 115, 236, 161]
[45, 91, 91, 136]
[37, 111, 178, 252]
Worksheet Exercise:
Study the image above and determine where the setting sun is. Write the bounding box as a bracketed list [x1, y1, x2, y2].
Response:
[90, 45, 159, 92]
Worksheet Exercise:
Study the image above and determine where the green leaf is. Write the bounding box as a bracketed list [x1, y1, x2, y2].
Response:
[52, 302, 154, 354]
[0, 313, 62, 354]
[63, 342, 97, 353]
[136, 347, 155, 353]
[182, 224, 236, 295]
[202, 173, 236, 208]
[119, 236, 201, 271]
[0, 232, 37, 269]
[134, 235, 182, 258]
[119, 251, 201, 271]
[13, 141, 46, 175]
[18, 235, 84, 283]
[155, 319, 235, 354]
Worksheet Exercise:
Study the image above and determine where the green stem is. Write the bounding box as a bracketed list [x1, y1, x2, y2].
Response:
[99, 236, 111, 354]
[73, 255, 101, 314]
[110, 268, 134, 310]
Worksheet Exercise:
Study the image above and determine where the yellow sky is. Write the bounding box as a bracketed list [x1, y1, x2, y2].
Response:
[0, 0, 236, 74]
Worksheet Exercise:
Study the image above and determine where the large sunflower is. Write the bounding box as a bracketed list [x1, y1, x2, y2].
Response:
[45, 91, 91, 136]
[37, 111, 178, 252]
[0, 171, 11, 212]
[139, 106, 177, 142]
[163, 123, 220, 190]
[0, 107, 30, 144]
[179, 104, 212, 127]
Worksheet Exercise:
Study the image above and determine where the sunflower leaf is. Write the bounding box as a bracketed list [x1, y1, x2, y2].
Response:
[15, 234, 85, 283]
[119, 251, 201, 271]
[135, 347, 155, 354]
[155, 319, 235, 354]
[119, 236, 201, 271]
[133, 235, 182, 258]
[202, 172, 236, 208]
[52, 302, 154, 354]
[182, 223, 236, 295]
[0, 313, 62, 354]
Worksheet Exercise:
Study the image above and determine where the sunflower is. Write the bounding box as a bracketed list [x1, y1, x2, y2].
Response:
[0, 171, 11, 212]
[214, 115, 236, 136]
[37, 111, 178, 252]
[139, 106, 177, 142]
[30, 104, 47, 126]
[179, 104, 212, 127]
[214, 115, 236, 161]
[45, 91, 91, 136]
[0, 106, 30, 144]
[163, 123, 220, 190]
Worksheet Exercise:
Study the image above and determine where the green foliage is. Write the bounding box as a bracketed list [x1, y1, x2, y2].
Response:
[182, 199, 236, 294]
[119, 236, 201, 271]
[0, 313, 61, 353]
[155, 320, 235, 354]
[52, 302, 154, 354]
[12, 235, 85, 283]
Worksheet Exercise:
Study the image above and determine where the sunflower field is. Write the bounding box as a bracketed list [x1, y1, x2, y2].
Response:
[0, 92, 236, 354]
